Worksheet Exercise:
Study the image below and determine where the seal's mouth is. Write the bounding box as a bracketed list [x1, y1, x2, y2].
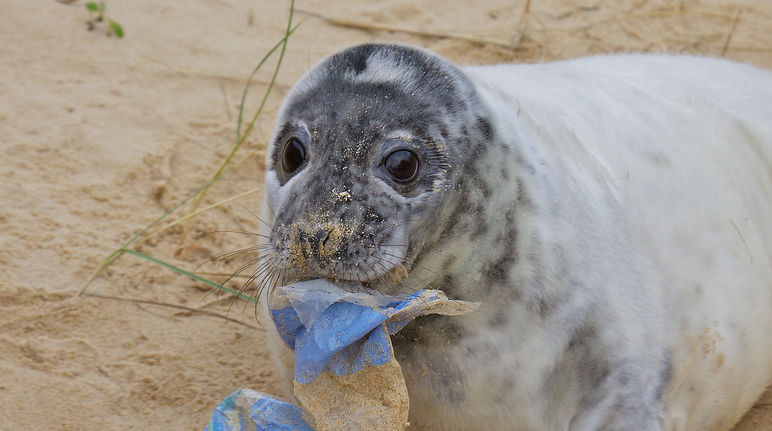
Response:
[272, 219, 412, 290]
[274, 243, 411, 295]
[279, 260, 413, 296]
[280, 276, 384, 296]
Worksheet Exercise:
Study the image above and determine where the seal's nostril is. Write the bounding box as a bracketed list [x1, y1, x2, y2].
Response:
[296, 230, 309, 243]
[317, 229, 331, 247]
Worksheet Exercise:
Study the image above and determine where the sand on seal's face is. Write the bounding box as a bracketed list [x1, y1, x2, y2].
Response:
[0, 0, 770, 429]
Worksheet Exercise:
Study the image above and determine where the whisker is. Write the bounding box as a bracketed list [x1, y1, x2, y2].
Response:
[265, 200, 277, 220]
[221, 257, 262, 288]
[378, 250, 451, 282]
[198, 255, 260, 305]
[192, 243, 269, 273]
[211, 246, 262, 262]
[206, 229, 271, 239]
[261, 261, 286, 302]
[245, 256, 279, 286]
[370, 260, 403, 293]
[236, 203, 274, 231]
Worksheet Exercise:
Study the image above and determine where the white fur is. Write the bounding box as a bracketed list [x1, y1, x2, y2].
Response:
[462, 55, 772, 430]
[261, 52, 772, 430]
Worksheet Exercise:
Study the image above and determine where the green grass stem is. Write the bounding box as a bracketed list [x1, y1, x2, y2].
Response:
[180, 1, 297, 245]
[120, 248, 257, 304]
[79, 1, 298, 301]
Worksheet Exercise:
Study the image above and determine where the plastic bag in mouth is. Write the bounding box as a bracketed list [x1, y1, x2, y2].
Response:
[206, 278, 479, 431]
[269, 278, 479, 384]
[272, 279, 400, 329]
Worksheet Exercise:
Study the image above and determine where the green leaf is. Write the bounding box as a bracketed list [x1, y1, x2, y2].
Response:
[108, 19, 124, 38]
[85, 2, 99, 11]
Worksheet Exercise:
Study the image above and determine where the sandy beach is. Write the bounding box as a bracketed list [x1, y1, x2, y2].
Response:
[0, 0, 770, 429]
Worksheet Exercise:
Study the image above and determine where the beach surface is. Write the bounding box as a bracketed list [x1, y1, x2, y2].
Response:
[1, 0, 770, 428]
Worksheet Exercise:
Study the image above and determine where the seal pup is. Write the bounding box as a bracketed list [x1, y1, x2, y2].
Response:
[257, 43, 772, 430]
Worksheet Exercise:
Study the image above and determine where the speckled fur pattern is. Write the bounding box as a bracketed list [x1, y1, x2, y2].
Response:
[258, 44, 772, 430]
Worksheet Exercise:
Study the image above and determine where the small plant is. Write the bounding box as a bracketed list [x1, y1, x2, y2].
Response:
[86, 1, 124, 38]
[79, 1, 299, 308]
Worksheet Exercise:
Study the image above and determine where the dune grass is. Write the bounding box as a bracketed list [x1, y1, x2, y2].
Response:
[78, 1, 298, 305]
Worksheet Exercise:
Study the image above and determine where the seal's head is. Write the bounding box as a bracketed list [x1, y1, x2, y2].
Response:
[262, 43, 493, 294]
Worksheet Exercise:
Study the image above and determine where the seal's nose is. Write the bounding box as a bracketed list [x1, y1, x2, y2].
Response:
[316, 228, 331, 247]
[296, 227, 332, 251]
[288, 223, 343, 270]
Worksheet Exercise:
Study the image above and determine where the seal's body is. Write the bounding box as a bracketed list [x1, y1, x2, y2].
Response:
[258, 44, 772, 430]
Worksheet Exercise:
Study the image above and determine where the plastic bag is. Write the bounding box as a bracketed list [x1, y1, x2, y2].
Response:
[205, 280, 478, 431]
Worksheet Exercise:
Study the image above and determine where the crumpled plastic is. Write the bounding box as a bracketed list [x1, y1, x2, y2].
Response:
[206, 388, 312, 431]
[205, 279, 478, 431]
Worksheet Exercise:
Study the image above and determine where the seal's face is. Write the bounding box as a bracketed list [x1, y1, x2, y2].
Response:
[262, 44, 487, 293]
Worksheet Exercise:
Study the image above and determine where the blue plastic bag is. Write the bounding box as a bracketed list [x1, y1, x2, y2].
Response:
[206, 388, 312, 431]
[206, 280, 478, 430]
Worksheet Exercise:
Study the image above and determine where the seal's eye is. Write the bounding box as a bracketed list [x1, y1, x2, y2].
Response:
[281, 137, 306, 174]
[385, 149, 419, 183]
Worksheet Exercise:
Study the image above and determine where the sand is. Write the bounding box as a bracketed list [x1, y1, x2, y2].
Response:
[0, 0, 770, 429]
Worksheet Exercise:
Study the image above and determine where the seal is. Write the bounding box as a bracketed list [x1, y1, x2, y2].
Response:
[257, 43, 772, 430]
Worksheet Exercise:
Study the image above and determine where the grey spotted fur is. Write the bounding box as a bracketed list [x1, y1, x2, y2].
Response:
[260, 44, 772, 430]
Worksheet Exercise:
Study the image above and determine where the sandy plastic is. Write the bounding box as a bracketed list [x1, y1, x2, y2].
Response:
[270, 280, 479, 431]
[206, 280, 478, 430]
[274, 280, 407, 328]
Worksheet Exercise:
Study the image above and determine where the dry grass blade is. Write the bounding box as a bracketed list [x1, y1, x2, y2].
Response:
[721, 8, 743, 56]
[514, 0, 532, 45]
[84, 292, 260, 330]
[626, 9, 736, 20]
[296, 8, 525, 50]
[180, 1, 297, 245]
[80, 1, 297, 298]
[134, 187, 261, 248]
[78, 179, 218, 296]
[195, 272, 254, 279]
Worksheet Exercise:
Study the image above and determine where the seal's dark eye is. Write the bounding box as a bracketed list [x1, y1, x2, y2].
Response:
[385, 149, 419, 183]
[281, 137, 306, 174]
